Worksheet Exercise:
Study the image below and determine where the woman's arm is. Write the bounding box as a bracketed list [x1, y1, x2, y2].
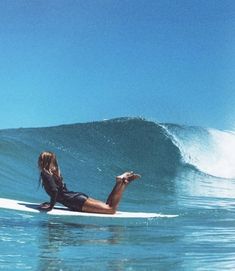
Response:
[49, 190, 57, 210]
[41, 170, 59, 210]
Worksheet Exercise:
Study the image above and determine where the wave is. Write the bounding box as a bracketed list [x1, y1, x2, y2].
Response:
[162, 123, 235, 179]
[0, 117, 234, 202]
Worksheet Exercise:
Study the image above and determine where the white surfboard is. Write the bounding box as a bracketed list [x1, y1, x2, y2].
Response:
[0, 198, 178, 219]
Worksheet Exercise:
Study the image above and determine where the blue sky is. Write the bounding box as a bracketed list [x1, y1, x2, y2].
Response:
[0, 0, 234, 130]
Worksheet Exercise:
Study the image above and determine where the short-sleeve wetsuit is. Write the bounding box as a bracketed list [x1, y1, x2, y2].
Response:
[41, 170, 88, 211]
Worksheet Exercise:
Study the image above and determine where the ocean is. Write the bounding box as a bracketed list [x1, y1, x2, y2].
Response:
[0, 117, 235, 270]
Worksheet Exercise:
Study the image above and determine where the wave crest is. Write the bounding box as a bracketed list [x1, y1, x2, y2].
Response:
[163, 123, 235, 179]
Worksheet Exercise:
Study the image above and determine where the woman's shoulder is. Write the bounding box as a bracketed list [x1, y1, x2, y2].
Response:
[40, 170, 59, 191]
[41, 169, 64, 185]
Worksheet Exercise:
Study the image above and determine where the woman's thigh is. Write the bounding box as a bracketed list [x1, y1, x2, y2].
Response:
[82, 198, 115, 214]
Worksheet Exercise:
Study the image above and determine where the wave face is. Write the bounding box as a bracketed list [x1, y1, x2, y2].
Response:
[0, 117, 235, 209]
[0, 118, 180, 204]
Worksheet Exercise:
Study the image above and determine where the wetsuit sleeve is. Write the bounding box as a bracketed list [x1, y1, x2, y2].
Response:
[41, 171, 58, 210]
[49, 190, 57, 210]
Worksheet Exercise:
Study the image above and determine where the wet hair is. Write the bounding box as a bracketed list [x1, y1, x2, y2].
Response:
[38, 151, 59, 172]
[38, 151, 61, 188]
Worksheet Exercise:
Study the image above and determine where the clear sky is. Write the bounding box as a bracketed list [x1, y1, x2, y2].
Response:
[0, 0, 235, 130]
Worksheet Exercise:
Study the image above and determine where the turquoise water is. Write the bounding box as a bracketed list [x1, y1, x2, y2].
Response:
[1, 118, 235, 270]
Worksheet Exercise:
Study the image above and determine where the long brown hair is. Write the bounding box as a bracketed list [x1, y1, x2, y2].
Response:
[38, 151, 61, 183]
[38, 151, 60, 176]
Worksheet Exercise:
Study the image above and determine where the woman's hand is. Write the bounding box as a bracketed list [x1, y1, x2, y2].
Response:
[39, 202, 52, 212]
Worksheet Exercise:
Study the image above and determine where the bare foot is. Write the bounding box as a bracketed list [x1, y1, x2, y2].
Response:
[116, 172, 141, 184]
[116, 171, 133, 182]
[127, 173, 141, 183]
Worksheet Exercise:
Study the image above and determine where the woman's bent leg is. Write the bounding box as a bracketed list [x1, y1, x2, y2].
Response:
[105, 181, 127, 210]
[82, 180, 127, 214]
[82, 172, 140, 214]
[106, 172, 141, 209]
[82, 198, 116, 214]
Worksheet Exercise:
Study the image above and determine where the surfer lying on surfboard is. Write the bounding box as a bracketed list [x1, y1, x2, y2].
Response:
[38, 151, 140, 214]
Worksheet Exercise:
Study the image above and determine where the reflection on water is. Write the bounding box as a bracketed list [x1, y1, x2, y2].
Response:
[36, 218, 184, 271]
[0, 210, 184, 271]
[37, 220, 128, 271]
[1, 205, 235, 270]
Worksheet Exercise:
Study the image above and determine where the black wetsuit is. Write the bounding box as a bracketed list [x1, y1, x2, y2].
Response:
[41, 171, 88, 211]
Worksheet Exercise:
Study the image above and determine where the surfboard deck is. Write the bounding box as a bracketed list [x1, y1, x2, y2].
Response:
[0, 198, 177, 219]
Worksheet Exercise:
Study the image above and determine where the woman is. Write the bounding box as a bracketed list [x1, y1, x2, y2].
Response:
[38, 151, 140, 214]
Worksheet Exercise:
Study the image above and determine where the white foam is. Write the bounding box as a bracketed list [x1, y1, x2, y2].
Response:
[163, 125, 235, 179]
